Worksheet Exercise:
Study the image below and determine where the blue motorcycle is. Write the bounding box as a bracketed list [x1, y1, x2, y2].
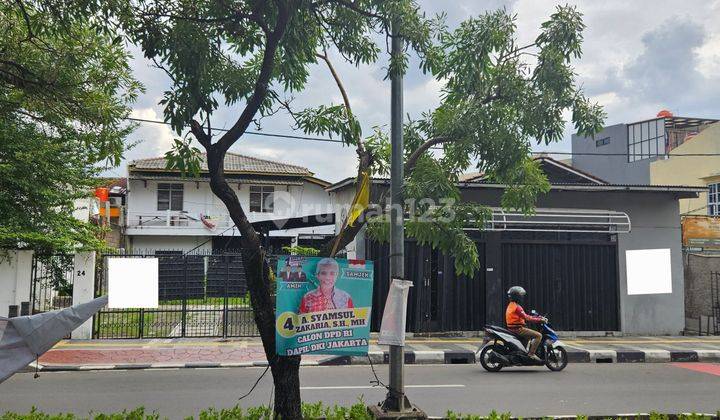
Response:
[478, 312, 568, 372]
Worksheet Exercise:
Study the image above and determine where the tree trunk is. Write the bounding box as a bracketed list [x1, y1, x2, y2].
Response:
[271, 355, 302, 418]
[206, 149, 302, 419]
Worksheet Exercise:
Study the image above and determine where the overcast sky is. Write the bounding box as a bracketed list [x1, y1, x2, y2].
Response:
[113, 0, 720, 183]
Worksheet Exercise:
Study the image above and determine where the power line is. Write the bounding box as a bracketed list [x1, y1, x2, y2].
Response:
[126, 117, 344, 144]
[125, 116, 720, 157]
[532, 151, 720, 157]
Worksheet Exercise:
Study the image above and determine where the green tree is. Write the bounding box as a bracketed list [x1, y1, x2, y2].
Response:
[110, 2, 435, 418]
[107, 2, 602, 417]
[0, 1, 141, 252]
[304, 6, 605, 277]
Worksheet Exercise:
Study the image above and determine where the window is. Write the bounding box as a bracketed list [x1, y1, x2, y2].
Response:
[595, 137, 611, 147]
[709, 183, 719, 216]
[250, 186, 274, 213]
[157, 183, 184, 211]
[628, 118, 666, 162]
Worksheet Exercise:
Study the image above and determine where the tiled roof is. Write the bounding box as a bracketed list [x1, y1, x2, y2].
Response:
[128, 174, 305, 186]
[327, 177, 705, 196]
[130, 153, 311, 176]
[459, 172, 484, 182]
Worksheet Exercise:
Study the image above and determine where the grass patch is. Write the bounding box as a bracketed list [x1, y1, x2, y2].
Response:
[159, 296, 250, 307]
[95, 311, 183, 339]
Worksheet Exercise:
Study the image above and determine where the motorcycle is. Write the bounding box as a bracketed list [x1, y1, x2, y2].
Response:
[477, 311, 568, 372]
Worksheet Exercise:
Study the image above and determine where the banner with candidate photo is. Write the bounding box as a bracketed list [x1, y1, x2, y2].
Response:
[275, 256, 374, 356]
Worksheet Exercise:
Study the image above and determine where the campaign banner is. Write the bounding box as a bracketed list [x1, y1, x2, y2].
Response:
[275, 256, 374, 356]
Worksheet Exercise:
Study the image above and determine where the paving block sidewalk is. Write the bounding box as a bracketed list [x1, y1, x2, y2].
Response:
[33, 335, 720, 372]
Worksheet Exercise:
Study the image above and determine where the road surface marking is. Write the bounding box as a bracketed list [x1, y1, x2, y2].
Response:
[671, 363, 720, 377]
[301, 384, 465, 390]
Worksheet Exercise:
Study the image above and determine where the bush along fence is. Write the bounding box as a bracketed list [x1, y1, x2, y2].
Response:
[1, 406, 718, 420]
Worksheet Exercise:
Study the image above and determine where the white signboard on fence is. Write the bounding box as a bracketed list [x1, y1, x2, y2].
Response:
[107, 258, 159, 308]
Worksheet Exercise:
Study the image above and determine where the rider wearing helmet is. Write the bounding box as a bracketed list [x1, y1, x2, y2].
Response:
[506, 286, 547, 362]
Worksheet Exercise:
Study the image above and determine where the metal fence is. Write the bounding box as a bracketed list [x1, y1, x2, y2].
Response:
[30, 254, 75, 315]
[93, 250, 262, 339]
[711, 271, 720, 335]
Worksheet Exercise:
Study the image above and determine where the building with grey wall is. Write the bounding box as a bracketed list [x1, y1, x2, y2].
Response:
[329, 157, 704, 335]
[572, 114, 717, 185]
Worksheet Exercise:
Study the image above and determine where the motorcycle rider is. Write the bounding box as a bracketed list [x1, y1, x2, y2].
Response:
[505, 286, 547, 362]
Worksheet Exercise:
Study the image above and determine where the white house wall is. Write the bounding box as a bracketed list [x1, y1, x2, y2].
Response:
[126, 179, 334, 238]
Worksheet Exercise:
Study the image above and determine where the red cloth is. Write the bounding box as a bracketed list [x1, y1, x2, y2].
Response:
[505, 302, 543, 329]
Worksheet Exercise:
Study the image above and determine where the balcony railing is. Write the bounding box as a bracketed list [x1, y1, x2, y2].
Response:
[126, 211, 234, 230]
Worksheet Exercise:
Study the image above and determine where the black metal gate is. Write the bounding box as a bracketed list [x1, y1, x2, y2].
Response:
[30, 254, 75, 315]
[501, 238, 619, 331]
[368, 240, 486, 333]
[93, 251, 259, 339]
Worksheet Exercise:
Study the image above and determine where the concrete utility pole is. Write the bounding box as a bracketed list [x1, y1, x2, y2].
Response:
[388, 23, 405, 412]
[371, 21, 424, 420]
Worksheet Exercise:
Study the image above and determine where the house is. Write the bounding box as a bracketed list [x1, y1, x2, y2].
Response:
[572, 111, 720, 328]
[328, 157, 704, 335]
[649, 122, 720, 217]
[124, 153, 335, 254]
[571, 111, 718, 186]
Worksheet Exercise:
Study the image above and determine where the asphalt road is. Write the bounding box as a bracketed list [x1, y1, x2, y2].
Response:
[1, 364, 719, 418]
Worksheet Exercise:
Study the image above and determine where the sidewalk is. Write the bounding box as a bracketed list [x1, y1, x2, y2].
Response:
[33, 335, 720, 372]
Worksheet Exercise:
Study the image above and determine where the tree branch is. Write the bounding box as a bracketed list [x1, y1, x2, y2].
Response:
[312, 10, 358, 65]
[150, 57, 178, 85]
[321, 209, 371, 257]
[14, 0, 34, 40]
[315, 52, 352, 121]
[191, 119, 211, 148]
[312, 0, 384, 20]
[322, 133, 459, 257]
[498, 42, 537, 62]
[404, 136, 449, 174]
[138, 9, 270, 35]
[0, 60, 49, 88]
[215, 2, 291, 152]
[481, 93, 502, 104]
[315, 50, 368, 156]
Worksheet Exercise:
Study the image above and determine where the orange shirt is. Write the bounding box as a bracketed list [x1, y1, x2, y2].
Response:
[506, 302, 525, 328]
[506, 301, 544, 329]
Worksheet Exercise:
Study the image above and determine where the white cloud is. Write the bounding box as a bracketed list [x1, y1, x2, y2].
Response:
[406, 77, 445, 116]
[697, 33, 720, 79]
[238, 146, 282, 161]
[124, 108, 176, 162]
[113, 1, 720, 181]
[592, 92, 621, 108]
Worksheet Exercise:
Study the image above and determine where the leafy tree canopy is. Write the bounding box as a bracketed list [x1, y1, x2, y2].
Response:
[0, 1, 141, 251]
[299, 6, 606, 276]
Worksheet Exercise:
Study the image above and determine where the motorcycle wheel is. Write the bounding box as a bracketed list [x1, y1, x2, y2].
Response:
[545, 346, 568, 371]
[479, 344, 504, 372]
